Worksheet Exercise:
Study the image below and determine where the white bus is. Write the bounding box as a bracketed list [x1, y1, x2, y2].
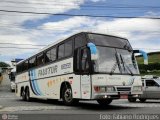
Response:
[15, 32, 148, 105]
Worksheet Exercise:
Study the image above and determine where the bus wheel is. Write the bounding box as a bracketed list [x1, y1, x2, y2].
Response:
[62, 85, 78, 105]
[97, 99, 112, 106]
[139, 98, 146, 103]
[128, 98, 136, 102]
[25, 87, 31, 102]
[21, 90, 26, 101]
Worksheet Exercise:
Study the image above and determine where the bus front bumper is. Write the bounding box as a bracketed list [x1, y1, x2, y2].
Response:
[92, 91, 142, 100]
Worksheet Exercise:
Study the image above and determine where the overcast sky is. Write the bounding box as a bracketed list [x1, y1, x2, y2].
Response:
[0, 0, 160, 64]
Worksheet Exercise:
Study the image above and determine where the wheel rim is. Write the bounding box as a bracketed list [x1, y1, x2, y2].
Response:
[64, 88, 72, 102]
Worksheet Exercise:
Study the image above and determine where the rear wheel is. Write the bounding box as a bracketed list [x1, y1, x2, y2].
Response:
[21, 90, 26, 101]
[97, 99, 112, 106]
[25, 87, 31, 102]
[62, 85, 79, 105]
[139, 98, 146, 103]
[128, 98, 136, 102]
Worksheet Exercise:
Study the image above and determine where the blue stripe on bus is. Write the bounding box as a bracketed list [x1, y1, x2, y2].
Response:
[30, 71, 40, 95]
[32, 70, 43, 95]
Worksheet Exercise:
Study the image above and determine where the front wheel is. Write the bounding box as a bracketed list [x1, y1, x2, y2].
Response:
[128, 98, 136, 102]
[139, 98, 146, 103]
[97, 99, 112, 106]
[62, 85, 79, 106]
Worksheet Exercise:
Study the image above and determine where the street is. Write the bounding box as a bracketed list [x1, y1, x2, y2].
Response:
[1, 86, 160, 120]
[0, 86, 160, 116]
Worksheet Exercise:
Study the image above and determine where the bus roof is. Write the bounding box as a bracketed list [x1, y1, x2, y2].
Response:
[17, 31, 127, 65]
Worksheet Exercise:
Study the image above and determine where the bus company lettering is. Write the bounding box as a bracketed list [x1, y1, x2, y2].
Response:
[38, 65, 58, 77]
[61, 63, 71, 70]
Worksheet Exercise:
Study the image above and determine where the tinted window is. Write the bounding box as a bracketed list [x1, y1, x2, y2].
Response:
[23, 61, 28, 71]
[65, 40, 73, 57]
[50, 47, 56, 61]
[75, 34, 86, 49]
[17, 64, 22, 73]
[81, 48, 89, 72]
[146, 80, 159, 87]
[45, 47, 57, 63]
[29, 57, 36, 68]
[45, 50, 51, 63]
[37, 53, 44, 66]
[88, 33, 132, 50]
[58, 44, 65, 59]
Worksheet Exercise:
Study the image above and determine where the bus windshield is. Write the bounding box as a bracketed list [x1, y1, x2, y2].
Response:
[87, 33, 139, 75]
[88, 33, 132, 50]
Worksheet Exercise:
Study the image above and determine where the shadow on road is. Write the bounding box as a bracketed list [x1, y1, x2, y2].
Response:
[15, 98, 136, 111]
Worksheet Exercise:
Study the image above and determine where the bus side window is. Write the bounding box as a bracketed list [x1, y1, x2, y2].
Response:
[65, 40, 73, 57]
[45, 51, 50, 63]
[29, 57, 36, 69]
[74, 48, 81, 72]
[23, 61, 28, 71]
[74, 47, 90, 74]
[58, 44, 65, 59]
[37, 53, 44, 66]
[45, 47, 57, 63]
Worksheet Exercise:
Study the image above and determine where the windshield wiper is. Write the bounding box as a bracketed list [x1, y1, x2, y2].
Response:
[110, 52, 121, 75]
[120, 54, 133, 76]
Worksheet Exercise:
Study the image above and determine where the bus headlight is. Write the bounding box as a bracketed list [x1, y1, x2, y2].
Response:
[133, 86, 142, 91]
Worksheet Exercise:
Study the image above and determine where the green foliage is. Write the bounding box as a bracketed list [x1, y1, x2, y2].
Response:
[136, 52, 160, 76]
[136, 52, 160, 64]
[0, 61, 10, 67]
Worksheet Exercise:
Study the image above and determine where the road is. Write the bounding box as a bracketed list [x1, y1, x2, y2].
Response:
[0, 86, 160, 120]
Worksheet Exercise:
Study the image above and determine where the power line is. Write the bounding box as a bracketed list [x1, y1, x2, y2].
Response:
[1, 6, 159, 12]
[0, 9, 160, 19]
[0, 47, 40, 49]
[0, 5, 160, 10]
[0, 43, 46, 46]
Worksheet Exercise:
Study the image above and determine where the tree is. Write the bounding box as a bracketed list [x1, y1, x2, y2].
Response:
[0, 61, 10, 67]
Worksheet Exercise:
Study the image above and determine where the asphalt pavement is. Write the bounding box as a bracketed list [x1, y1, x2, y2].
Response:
[0, 86, 160, 120]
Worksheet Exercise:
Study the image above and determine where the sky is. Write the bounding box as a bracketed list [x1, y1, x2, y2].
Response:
[0, 0, 160, 65]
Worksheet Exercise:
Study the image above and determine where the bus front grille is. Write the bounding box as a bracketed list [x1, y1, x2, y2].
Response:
[116, 87, 131, 92]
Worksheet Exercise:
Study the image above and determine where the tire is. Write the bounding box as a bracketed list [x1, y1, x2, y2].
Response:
[139, 98, 146, 103]
[25, 87, 31, 102]
[97, 99, 112, 106]
[62, 85, 79, 106]
[11, 88, 15, 92]
[21, 89, 26, 101]
[128, 98, 136, 102]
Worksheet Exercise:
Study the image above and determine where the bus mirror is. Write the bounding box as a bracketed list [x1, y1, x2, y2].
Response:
[87, 42, 98, 61]
[133, 50, 148, 65]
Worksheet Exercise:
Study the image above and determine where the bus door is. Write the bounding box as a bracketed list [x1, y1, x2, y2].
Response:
[80, 48, 91, 99]
[74, 47, 92, 99]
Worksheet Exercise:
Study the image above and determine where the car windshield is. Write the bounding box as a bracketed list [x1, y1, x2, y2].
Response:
[87, 33, 139, 75]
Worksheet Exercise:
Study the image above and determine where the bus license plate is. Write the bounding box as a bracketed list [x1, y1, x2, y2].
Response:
[120, 95, 128, 99]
